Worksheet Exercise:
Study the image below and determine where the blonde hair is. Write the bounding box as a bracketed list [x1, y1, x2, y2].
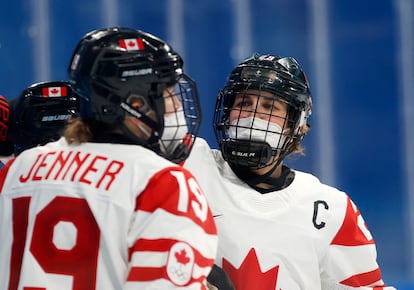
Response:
[289, 123, 310, 156]
[64, 118, 93, 144]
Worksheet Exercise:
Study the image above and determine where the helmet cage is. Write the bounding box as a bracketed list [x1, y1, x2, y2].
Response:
[213, 54, 312, 168]
[158, 73, 202, 163]
[68, 27, 201, 163]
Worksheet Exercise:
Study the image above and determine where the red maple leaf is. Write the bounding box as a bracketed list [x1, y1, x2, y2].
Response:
[175, 249, 190, 265]
[223, 248, 281, 290]
[51, 88, 58, 94]
[127, 40, 136, 47]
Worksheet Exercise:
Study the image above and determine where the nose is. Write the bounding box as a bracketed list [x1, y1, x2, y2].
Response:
[172, 94, 182, 110]
[164, 92, 183, 115]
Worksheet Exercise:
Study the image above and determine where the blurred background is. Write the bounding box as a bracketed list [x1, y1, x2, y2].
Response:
[0, 0, 412, 288]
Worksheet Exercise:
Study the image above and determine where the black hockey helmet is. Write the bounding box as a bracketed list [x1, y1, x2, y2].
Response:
[10, 81, 79, 155]
[68, 27, 201, 163]
[213, 53, 312, 168]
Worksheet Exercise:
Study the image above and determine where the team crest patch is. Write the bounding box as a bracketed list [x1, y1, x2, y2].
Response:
[166, 242, 194, 285]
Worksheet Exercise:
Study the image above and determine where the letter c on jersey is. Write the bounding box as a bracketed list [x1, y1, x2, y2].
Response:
[313, 200, 329, 229]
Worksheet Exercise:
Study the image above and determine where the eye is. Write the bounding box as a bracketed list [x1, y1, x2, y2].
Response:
[233, 96, 253, 107]
[259, 99, 279, 112]
[263, 102, 276, 110]
[240, 101, 251, 108]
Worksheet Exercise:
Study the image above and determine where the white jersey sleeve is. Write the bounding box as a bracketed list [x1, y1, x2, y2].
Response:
[184, 138, 395, 290]
[0, 138, 217, 290]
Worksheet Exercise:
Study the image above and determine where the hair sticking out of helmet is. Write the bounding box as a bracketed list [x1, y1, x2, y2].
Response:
[9, 81, 80, 155]
[213, 53, 312, 169]
[68, 27, 202, 163]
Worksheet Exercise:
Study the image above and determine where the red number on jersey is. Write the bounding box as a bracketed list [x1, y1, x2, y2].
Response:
[9, 196, 100, 290]
[170, 170, 208, 222]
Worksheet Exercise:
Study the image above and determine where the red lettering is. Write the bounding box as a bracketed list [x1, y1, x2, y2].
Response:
[60, 152, 90, 180]
[19, 154, 43, 183]
[45, 151, 73, 180]
[17, 150, 124, 191]
[97, 160, 124, 190]
[32, 152, 56, 181]
[79, 156, 107, 186]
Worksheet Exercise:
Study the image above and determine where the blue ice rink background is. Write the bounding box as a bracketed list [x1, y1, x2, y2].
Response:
[0, 0, 413, 288]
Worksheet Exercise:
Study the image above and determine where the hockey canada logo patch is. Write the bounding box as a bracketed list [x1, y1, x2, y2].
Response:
[167, 242, 194, 285]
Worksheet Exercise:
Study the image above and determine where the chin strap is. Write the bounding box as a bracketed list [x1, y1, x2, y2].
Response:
[221, 139, 274, 167]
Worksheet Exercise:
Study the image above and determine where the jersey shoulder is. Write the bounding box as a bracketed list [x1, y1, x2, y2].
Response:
[136, 164, 216, 233]
[290, 170, 351, 235]
[292, 170, 349, 203]
[292, 170, 375, 246]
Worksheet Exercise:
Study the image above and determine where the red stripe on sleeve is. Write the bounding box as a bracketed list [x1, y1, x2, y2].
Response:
[128, 238, 214, 268]
[340, 268, 384, 288]
[0, 157, 16, 193]
[127, 266, 166, 282]
[127, 265, 208, 287]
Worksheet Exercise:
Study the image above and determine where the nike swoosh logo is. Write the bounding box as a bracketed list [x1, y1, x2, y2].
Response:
[213, 214, 223, 218]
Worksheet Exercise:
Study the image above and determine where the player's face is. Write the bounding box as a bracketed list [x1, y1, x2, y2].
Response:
[124, 96, 155, 139]
[163, 86, 183, 114]
[229, 89, 288, 128]
[124, 86, 181, 140]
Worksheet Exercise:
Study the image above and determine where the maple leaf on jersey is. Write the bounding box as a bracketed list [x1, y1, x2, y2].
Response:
[175, 249, 190, 265]
[223, 248, 281, 290]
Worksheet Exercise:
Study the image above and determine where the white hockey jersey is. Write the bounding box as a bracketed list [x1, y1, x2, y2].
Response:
[184, 138, 395, 290]
[0, 138, 217, 290]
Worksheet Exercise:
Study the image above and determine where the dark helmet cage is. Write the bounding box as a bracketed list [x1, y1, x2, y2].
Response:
[157, 74, 202, 163]
[213, 53, 312, 168]
[10, 81, 80, 155]
[68, 27, 201, 163]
